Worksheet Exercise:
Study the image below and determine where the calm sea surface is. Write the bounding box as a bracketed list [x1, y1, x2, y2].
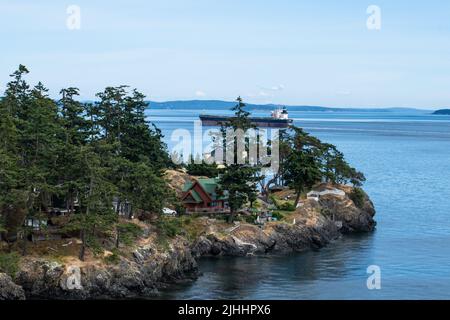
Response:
[147, 107, 450, 299]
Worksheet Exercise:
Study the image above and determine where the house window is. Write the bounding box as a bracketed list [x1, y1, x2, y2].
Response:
[210, 202, 217, 207]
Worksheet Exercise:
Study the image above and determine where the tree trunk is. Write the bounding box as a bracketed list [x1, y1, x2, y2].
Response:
[294, 191, 301, 208]
[261, 175, 278, 202]
[116, 199, 121, 215]
[115, 229, 120, 249]
[79, 172, 93, 261]
[228, 209, 236, 223]
[21, 230, 28, 256]
[79, 230, 86, 261]
[66, 192, 70, 214]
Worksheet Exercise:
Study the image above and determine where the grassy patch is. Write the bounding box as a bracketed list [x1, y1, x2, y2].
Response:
[154, 216, 183, 250]
[117, 222, 143, 246]
[238, 214, 257, 224]
[104, 248, 121, 265]
[270, 195, 296, 212]
[0, 252, 20, 278]
[156, 216, 183, 238]
[178, 216, 205, 242]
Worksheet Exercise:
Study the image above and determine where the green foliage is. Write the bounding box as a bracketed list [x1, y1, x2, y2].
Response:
[350, 187, 366, 209]
[281, 127, 322, 206]
[279, 126, 366, 206]
[117, 222, 142, 246]
[240, 214, 257, 224]
[0, 65, 367, 260]
[228, 96, 253, 130]
[219, 164, 260, 218]
[269, 195, 295, 211]
[0, 252, 20, 278]
[156, 216, 183, 239]
[186, 155, 219, 177]
[104, 248, 121, 265]
[278, 202, 296, 211]
[178, 216, 206, 242]
[271, 211, 286, 220]
[217, 97, 261, 222]
[0, 65, 177, 259]
[319, 143, 366, 187]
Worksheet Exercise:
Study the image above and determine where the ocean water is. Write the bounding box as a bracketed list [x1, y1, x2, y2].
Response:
[147, 107, 450, 299]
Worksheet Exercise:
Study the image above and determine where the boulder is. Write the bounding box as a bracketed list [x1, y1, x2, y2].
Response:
[0, 273, 25, 300]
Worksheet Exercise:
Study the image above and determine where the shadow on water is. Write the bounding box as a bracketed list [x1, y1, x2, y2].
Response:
[158, 232, 377, 300]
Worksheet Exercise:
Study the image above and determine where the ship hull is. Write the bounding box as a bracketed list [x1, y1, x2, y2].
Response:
[199, 115, 293, 128]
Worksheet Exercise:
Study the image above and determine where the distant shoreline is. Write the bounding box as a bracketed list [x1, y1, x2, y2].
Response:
[145, 100, 435, 113]
[433, 109, 450, 115]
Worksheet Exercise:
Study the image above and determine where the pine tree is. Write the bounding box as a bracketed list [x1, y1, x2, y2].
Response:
[218, 97, 261, 222]
[56, 88, 90, 214]
[65, 143, 117, 261]
[0, 66, 31, 243]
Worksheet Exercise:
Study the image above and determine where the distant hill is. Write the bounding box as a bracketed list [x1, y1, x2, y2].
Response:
[433, 109, 450, 115]
[147, 100, 424, 113]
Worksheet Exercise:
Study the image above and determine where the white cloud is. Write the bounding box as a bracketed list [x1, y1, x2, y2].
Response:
[195, 90, 206, 97]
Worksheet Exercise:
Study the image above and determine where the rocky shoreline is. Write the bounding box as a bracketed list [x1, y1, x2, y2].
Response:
[1, 185, 375, 300]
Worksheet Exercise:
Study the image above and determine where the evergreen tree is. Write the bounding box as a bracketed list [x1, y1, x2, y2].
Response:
[279, 126, 366, 206]
[186, 154, 219, 177]
[0, 66, 177, 259]
[56, 88, 90, 214]
[218, 97, 261, 222]
[281, 127, 323, 207]
[66, 144, 117, 261]
[0, 66, 31, 244]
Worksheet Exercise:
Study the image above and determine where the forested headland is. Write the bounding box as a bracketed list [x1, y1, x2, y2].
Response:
[1, 65, 366, 264]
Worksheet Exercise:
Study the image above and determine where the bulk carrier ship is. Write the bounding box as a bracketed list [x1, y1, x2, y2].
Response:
[199, 106, 293, 128]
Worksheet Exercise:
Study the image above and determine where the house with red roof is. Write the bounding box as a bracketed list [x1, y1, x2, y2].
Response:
[181, 178, 228, 213]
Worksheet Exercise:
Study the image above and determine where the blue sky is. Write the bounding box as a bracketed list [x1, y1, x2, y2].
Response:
[1, 0, 450, 108]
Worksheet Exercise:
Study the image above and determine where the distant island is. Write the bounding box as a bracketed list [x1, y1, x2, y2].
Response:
[433, 109, 450, 115]
[147, 100, 426, 113]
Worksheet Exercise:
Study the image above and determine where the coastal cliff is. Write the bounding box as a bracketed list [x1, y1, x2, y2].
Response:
[1, 185, 375, 300]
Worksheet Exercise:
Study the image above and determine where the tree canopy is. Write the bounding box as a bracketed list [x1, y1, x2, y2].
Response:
[0, 65, 174, 258]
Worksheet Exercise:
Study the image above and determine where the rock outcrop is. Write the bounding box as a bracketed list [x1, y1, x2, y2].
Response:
[1, 184, 375, 299]
[192, 185, 375, 257]
[14, 238, 197, 299]
[0, 273, 25, 300]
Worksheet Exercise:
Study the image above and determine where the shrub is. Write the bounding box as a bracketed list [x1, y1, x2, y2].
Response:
[104, 248, 121, 265]
[0, 252, 20, 278]
[270, 196, 296, 212]
[271, 211, 285, 220]
[241, 214, 257, 224]
[117, 222, 143, 246]
[278, 202, 296, 211]
[350, 187, 365, 209]
[156, 216, 183, 238]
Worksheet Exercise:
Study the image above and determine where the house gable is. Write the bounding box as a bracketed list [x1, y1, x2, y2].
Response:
[183, 191, 201, 203]
[182, 180, 212, 204]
